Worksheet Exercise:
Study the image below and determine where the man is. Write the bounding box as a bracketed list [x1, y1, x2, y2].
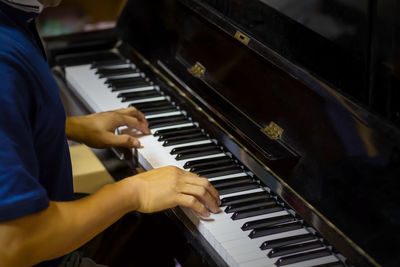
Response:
[0, 0, 221, 266]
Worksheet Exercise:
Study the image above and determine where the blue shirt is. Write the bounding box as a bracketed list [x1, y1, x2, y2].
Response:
[0, 2, 73, 224]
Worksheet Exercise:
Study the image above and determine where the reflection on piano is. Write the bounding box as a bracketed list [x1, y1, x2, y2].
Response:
[45, 0, 400, 266]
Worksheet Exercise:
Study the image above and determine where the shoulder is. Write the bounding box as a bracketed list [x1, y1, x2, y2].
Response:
[0, 22, 32, 68]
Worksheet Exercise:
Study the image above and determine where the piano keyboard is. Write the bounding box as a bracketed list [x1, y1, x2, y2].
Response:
[63, 51, 344, 267]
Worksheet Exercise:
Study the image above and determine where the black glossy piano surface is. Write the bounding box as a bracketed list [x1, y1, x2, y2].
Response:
[45, 0, 400, 266]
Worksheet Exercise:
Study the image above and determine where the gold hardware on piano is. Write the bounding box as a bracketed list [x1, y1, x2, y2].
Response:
[262, 121, 284, 140]
[187, 62, 206, 78]
[234, 31, 250, 45]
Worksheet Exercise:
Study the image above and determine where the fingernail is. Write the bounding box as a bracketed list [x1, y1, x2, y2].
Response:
[213, 207, 221, 213]
[202, 211, 210, 217]
[133, 140, 140, 147]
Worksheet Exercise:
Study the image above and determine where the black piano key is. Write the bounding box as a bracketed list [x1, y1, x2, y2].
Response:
[211, 176, 252, 188]
[268, 240, 324, 258]
[311, 262, 344, 267]
[225, 198, 276, 213]
[140, 105, 178, 116]
[248, 222, 303, 239]
[96, 67, 138, 78]
[112, 80, 152, 91]
[118, 89, 160, 98]
[260, 233, 316, 250]
[90, 58, 128, 69]
[218, 183, 260, 196]
[221, 191, 270, 206]
[196, 166, 244, 178]
[241, 214, 295, 231]
[147, 115, 190, 129]
[158, 128, 203, 141]
[184, 156, 231, 169]
[133, 100, 172, 111]
[231, 204, 284, 220]
[275, 248, 332, 266]
[176, 148, 222, 160]
[154, 125, 198, 137]
[190, 162, 238, 173]
[220, 191, 271, 206]
[163, 133, 208, 147]
[121, 91, 162, 102]
[170, 143, 216, 155]
[105, 76, 144, 86]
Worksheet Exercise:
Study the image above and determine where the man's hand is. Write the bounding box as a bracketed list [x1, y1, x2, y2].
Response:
[66, 107, 150, 148]
[124, 166, 221, 217]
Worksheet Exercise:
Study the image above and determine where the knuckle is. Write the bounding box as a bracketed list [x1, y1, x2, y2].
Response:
[200, 178, 211, 187]
[198, 187, 207, 197]
[199, 205, 208, 214]
[187, 196, 197, 206]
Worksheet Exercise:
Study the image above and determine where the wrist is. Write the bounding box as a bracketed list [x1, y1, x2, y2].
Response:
[66, 116, 87, 143]
[116, 177, 141, 212]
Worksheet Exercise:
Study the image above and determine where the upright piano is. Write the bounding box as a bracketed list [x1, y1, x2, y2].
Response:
[44, 0, 400, 266]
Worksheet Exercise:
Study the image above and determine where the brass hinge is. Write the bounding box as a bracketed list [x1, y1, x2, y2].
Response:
[187, 62, 206, 78]
[262, 122, 284, 140]
[234, 31, 250, 46]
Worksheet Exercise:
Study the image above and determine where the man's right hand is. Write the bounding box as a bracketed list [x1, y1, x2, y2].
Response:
[124, 166, 221, 217]
[0, 166, 220, 266]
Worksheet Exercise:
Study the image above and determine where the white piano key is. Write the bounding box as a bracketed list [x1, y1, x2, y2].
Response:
[150, 122, 195, 132]
[110, 85, 157, 94]
[128, 96, 167, 104]
[159, 139, 213, 148]
[220, 188, 265, 199]
[97, 72, 144, 80]
[234, 250, 270, 265]
[145, 111, 184, 119]
[240, 257, 271, 267]
[209, 173, 252, 182]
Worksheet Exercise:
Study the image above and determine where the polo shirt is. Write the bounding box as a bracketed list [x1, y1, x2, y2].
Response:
[0, 0, 74, 258]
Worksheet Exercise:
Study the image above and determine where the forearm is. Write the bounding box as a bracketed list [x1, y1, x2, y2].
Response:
[0, 178, 137, 266]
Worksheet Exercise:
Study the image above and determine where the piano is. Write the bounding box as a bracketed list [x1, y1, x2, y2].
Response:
[44, 0, 400, 266]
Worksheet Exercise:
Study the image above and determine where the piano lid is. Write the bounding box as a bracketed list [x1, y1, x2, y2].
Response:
[116, 0, 400, 265]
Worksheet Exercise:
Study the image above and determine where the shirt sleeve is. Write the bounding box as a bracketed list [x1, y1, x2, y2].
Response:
[0, 52, 49, 222]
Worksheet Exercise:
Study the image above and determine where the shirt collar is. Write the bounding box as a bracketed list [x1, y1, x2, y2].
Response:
[0, 0, 39, 22]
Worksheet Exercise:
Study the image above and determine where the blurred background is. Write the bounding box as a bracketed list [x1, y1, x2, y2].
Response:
[38, 0, 127, 37]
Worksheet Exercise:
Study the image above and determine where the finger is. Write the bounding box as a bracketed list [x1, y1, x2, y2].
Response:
[184, 175, 221, 206]
[176, 194, 210, 217]
[102, 132, 141, 148]
[115, 114, 150, 135]
[181, 183, 220, 213]
[116, 107, 148, 127]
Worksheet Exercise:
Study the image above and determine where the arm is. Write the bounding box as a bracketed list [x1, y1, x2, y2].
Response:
[0, 166, 221, 266]
[66, 107, 150, 148]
